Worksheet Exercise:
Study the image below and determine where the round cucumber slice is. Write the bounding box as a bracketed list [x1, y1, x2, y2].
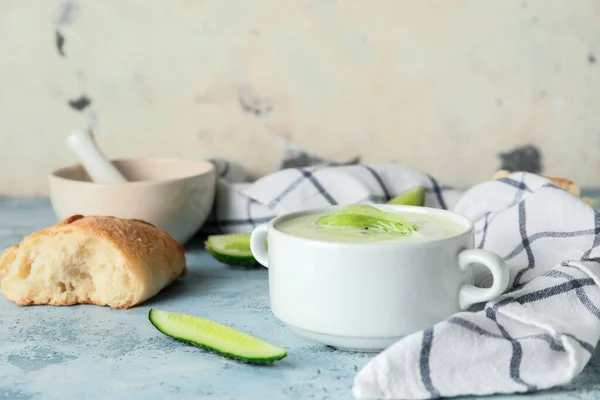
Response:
[149, 309, 287, 364]
[334, 204, 413, 226]
[206, 233, 259, 266]
[316, 204, 416, 235]
[387, 185, 426, 206]
[316, 213, 414, 236]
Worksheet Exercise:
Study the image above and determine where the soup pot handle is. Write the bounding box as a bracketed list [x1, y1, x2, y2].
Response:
[250, 224, 269, 268]
[458, 249, 509, 309]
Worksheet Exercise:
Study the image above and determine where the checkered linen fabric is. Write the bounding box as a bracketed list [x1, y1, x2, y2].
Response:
[353, 171, 600, 399]
[201, 163, 461, 234]
[202, 161, 600, 399]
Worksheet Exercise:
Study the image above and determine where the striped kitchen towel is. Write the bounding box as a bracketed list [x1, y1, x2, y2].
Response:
[202, 156, 600, 399]
[352, 172, 600, 399]
[201, 161, 463, 235]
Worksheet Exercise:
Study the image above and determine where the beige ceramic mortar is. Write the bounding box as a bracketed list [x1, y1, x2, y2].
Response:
[48, 158, 216, 244]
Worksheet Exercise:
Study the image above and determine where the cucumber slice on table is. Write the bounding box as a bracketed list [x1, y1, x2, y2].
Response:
[387, 185, 426, 206]
[205, 233, 260, 266]
[148, 309, 287, 364]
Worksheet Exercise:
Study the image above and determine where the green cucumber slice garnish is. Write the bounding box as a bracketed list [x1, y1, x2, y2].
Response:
[316, 213, 413, 235]
[206, 233, 259, 266]
[316, 204, 416, 236]
[148, 309, 287, 364]
[387, 185, 425, 206]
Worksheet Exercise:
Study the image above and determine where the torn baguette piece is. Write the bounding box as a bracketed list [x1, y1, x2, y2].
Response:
[0, 215, 187, 309]
[492, 169, 581, 196]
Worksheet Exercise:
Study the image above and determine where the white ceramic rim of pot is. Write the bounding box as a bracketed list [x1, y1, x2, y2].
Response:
[48, 157, 215, 187]
[268, 204, 475, 248]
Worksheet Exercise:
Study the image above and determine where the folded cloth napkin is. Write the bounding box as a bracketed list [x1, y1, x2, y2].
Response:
[201, 159, 600, 399]
[352, 171, 600, 399]
[201, 162, 462, 234]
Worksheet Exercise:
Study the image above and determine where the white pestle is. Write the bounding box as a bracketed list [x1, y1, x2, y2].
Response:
[66, 130, 128, 184]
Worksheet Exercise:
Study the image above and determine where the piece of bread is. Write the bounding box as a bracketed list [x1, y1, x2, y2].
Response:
[492, 170, 581, 196]
[0, 215, 187, 309]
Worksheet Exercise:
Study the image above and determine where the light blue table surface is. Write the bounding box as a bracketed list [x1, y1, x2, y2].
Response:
[1, 195, 600, 400]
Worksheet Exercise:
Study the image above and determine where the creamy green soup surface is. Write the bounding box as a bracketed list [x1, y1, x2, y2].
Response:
[275, 211, 466, 243]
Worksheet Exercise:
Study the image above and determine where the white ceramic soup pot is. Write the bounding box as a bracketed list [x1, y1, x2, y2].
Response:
[250, 204, 509, 352]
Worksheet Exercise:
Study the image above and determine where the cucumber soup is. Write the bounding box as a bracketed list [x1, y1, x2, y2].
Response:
[275, 209, 466, 243]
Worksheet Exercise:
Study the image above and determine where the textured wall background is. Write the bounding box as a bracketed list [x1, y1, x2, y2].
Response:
[1, 0, 599, 195]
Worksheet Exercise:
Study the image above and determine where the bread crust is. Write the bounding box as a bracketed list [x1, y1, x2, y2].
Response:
[0, 215, 187, 309]
[492, 170, 580, 196]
